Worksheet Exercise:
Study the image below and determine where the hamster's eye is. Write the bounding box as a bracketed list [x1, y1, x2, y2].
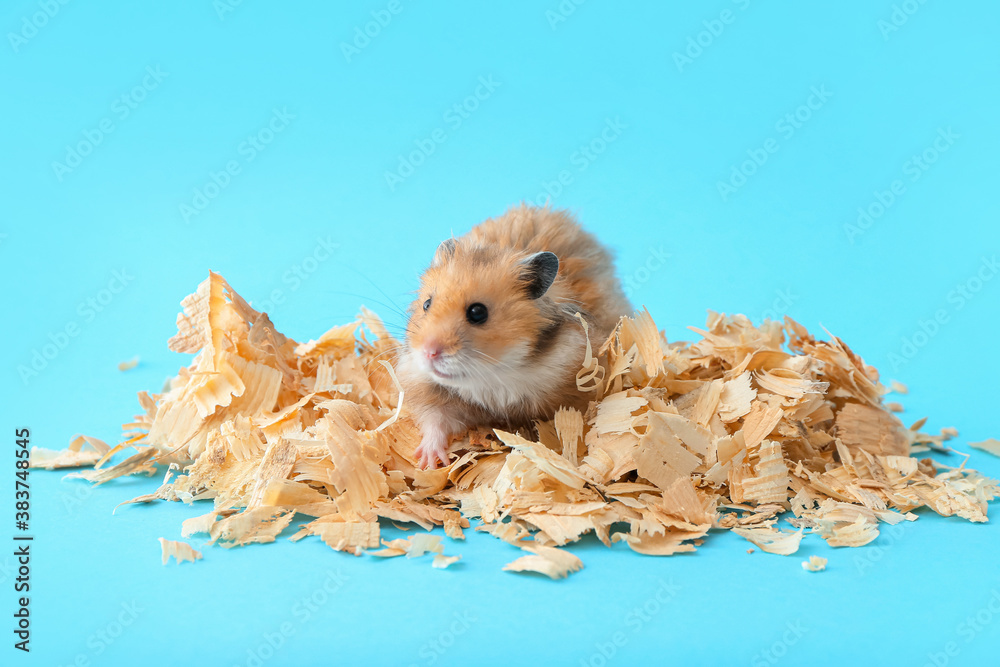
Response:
[466, 303, 488, 325]
[423, 298, 432, 312]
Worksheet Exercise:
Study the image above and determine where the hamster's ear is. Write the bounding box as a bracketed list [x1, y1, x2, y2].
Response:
[432, 238, 457, 266]
[519, 251, 559, 299]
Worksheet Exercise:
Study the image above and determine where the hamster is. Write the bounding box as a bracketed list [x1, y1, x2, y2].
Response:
[396, 205, 633, 468]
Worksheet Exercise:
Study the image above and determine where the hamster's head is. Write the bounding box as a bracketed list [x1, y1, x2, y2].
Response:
[404, 239, 561, 392]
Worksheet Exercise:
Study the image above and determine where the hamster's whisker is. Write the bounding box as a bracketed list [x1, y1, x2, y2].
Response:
[362, 345, 406, 372]
[553, 297, 585, 309]
[336, 264, 413, 320]
[472, 349, 515, 372]
[467, 357, 502, 386]
[317, 288, 410, 323]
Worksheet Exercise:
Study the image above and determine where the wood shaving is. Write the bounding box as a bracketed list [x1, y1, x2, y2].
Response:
[405, 533, 444, 558]
[64, 448, 157, 485]
[158, 538, 202, 565]
[181, 511, 219, 537]
[209, 507, 294, 548]
[970, 439, 1000, 458]
[369, 533, 461, 566]
[732, 526, 804, 555]
[118, 356, 140, 371]
[503, 545, 583, 579]
[30, 447, 100, 470]
[63, 274, 999, 574]
[304, 522, 381, 556]
[432, 554, 462, 569]
[29, 435, 110, 470]
[802, 555, 827, 572]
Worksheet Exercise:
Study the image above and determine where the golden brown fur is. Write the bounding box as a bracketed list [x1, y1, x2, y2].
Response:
[397, 205, 632, 467]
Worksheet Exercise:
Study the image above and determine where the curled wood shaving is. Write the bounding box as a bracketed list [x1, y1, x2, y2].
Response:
[574, 313, 605, 394]
[65, 273, 998, 574]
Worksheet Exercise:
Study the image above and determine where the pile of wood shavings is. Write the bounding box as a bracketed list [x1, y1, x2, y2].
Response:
[36, 272, 999, 578]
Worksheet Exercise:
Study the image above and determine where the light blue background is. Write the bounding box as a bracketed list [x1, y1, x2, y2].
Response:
[3, 1, 999, 665]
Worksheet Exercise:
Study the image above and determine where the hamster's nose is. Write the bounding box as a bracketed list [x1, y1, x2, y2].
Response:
[423, 341, 444, 359]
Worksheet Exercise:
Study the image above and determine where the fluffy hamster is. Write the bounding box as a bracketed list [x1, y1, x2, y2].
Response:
[397, 205, 633, 468]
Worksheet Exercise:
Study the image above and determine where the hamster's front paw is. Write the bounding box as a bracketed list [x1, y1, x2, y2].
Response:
[415, 431, 451, 469]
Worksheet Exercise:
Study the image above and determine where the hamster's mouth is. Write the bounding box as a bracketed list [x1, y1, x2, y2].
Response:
[429, 366, 454, 380]
[425, 359, 461, 382]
